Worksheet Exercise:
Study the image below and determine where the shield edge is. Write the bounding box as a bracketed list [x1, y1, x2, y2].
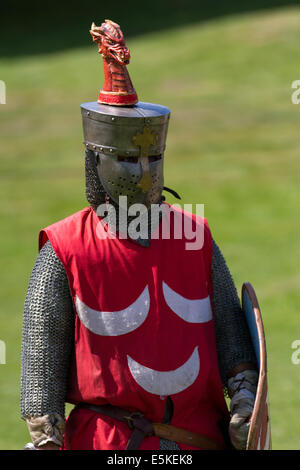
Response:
[242, 282, 271, 450]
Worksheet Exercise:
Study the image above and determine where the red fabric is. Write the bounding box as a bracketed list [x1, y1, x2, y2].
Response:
[40, 205, 229, 450]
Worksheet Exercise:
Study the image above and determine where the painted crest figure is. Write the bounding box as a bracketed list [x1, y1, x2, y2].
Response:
[90, 19, 138, 106]
[20, 19, 270, 451]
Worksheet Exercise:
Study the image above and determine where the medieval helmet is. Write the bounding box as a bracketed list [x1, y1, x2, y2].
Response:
[82, 19, 170, 210]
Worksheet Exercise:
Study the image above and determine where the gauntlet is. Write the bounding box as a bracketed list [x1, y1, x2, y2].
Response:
[228, 370, 258, 450]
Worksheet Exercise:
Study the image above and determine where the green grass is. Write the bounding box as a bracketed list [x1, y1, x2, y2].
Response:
[1, 6, 300, 449]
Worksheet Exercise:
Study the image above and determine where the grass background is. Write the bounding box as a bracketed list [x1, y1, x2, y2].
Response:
[1, 3, 300, 449]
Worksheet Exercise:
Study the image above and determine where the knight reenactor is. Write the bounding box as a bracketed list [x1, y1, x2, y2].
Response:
[20, 19, 270, 451]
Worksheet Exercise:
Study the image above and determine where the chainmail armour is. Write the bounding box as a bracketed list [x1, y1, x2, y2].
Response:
[20, 241, 74, 419]
[20, 150, 256, 448]
[211, 242, 256, 386]
[85, 149, 106, 210]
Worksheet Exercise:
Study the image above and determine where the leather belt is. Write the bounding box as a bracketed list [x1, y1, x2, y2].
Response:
[77, 403, 225, 450]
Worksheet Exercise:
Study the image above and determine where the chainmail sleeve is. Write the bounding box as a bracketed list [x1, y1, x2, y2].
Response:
[211, 239, 257, 386]
[20, 240, 74, 420]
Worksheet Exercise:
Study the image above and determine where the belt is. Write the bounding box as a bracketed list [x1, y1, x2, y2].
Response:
[77, 403, 226, 450]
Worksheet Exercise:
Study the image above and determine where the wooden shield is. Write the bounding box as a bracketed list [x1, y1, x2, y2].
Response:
[242, 282, 271, 450]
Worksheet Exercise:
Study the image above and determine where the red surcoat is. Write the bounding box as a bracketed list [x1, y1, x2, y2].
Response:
[39, 204, 229, 450]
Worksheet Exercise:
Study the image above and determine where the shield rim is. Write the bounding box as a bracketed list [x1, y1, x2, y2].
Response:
[242, 282, 271, 450]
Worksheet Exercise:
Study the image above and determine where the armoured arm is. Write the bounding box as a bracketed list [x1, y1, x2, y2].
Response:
[211, 239, 258, 449]
[21, 240, 74, 448]
[211, 239, 257, 384]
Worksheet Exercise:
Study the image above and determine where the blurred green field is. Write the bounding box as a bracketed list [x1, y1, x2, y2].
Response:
[1, 6, 300, 450]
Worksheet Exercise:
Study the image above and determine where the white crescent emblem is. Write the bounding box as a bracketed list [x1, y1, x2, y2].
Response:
[163, 281, 212, 323]
[127, 346, 200, 396]
[75, 286, 150, 336]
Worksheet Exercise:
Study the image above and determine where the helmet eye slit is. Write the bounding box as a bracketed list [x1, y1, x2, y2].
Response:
[118, 155, 138, 163]
[149, 154, 162, 163]
[117, 155, 162, 164]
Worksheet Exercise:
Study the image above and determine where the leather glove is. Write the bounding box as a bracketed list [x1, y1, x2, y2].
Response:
[25, 413, 65, 449]
[227, 370, 258, 450]
[24, 442, 60, 450]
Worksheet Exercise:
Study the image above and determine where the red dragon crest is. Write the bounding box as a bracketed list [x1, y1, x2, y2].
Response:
[90, 20, 138, 106]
